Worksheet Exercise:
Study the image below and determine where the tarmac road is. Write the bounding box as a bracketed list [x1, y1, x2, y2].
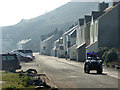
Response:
[20, 53, 120, 89]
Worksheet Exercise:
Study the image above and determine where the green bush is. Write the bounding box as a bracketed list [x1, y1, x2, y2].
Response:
[97, 47, 109, 59]
[5, 86, 17, 90]
[105, 48, 118, 63]
[21, 76, 33, 87]
[102, 51, 108, 60]
[96, 47, 118, 65]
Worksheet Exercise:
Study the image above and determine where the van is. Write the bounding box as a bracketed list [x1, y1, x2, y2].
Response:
[0, 53, 21, 71]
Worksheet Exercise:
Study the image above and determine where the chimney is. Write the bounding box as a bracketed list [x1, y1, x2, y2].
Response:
[113, 0, 120, 6]
[78, 18, 84, 26]
[98, 2, 109, 12]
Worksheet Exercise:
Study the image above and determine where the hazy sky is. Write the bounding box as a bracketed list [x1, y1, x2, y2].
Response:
[0, 0, 70, 26]
[0, 0, 114, 27]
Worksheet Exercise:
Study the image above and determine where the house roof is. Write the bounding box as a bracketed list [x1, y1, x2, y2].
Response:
[52, 46, 56, 50]
[63, 25, 78, 35]
[76, 42, 86, 49]
[54, 39, 59, 43]
[78, 18, 84, 26]
[68, 29, 76, 37]
[43, 35, 54, 42]
[59, 37, 63, 39]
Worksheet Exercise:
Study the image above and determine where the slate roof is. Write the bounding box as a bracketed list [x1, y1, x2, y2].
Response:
[63, 25, 78, 35]
[43, 35, 54, 42]
[68, 29, 76, 37]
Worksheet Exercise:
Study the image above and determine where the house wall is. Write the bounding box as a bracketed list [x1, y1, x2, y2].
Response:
[86, 41, 98, 53]
[84, 22, 91, 46]
[58, 38, 65, 58]
[70, 45, 76, 60]
[116, 3, 120, 57]
[76, 43, 86, 62]
[77, 25, 85, 46]
[40, 32, 62, 56]
[51, 48, 55, 56]
[71, 37, 76, 46]
[57, 49, 64, 58]
[76, 23, 86, 62]
[98, 4, 119, 48]
[63, 35, 66, 53]
[90, 17, 98, 45]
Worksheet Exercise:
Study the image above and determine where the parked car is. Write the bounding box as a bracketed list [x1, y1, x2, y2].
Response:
[17, 52, 33, 62]
[84, 53, 103, 74]
[11, 49, 34, 62]
[0, 53, 21, 71]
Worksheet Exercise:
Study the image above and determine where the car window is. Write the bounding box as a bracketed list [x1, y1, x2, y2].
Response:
[7, 55, 15, 60]
[2, 56, 7, 60]
[18, 50, 25, 54]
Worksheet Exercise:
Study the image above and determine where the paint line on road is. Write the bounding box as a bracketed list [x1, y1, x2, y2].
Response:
[67, 76, 79, 78]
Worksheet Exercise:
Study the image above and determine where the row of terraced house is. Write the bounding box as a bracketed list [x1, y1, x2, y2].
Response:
[40, 1, 120, 62]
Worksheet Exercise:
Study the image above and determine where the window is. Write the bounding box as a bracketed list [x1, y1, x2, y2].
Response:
[2, 56, 7, 60]
[68, 41, 71, 48]
[25, 50, 32, 53]
[18, 50, 25, 53]
[43, 46, 46, 50]
[7, 55, 15, 60]
[60, 46, 64, 50]
[59, 39, 63, 44]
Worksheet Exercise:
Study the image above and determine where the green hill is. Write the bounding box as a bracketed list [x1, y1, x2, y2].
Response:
[2, 2, 98, 51]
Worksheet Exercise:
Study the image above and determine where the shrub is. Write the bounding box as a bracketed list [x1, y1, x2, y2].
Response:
[5, 86, 17, 89]
[102, 51, 108, 61]
[97, 47, 109, 59]
[105, 48, 118, 63]
[21, 76, 34, 87]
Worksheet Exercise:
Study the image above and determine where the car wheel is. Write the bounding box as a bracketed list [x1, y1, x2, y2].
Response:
[97, 66, 102, 74]
[84, 68, 86, 73]
[86, 65, 90, 74]
[84, 65, 86, 73]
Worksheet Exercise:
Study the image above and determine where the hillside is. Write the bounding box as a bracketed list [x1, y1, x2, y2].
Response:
[2, 2, 98, 51]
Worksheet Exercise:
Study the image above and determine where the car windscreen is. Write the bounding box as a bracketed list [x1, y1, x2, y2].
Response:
[87, 57, 99, 60]
[24, 50, 32, 53]
[2, 55, 7, 60]
[7, 55, 16, 60]
[18, 50, 25, 53]
[2, 55, 17, 60]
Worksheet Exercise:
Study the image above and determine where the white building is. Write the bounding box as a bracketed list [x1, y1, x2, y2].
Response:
[68, 29, 77, 60]
[57, 37, 64, 58]
[40, 35, 54, 55]
[51, 39, 59, 57]
[62, 25, 78, 57]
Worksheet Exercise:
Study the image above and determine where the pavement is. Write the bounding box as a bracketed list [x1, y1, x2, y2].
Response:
[19, 53, 120, 89]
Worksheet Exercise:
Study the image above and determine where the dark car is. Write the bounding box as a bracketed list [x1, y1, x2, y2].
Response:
[17, 50, 35, 59]
[11, 49, 35, 62]
[0, 53, 21, 71]
[17, 52, 33, 62]
[84, 56, 103, 74]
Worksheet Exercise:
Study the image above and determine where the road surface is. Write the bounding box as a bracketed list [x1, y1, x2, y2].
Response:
[20, 53, 119, 89]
